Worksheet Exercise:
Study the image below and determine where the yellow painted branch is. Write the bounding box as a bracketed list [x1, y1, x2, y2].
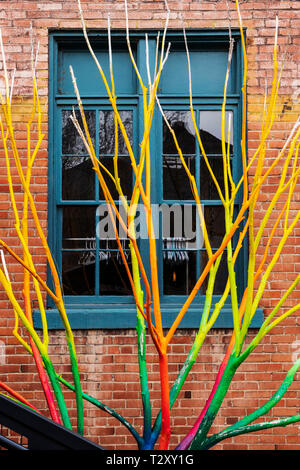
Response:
[0, 268, 46, 356]
[0, 239, 58, 303]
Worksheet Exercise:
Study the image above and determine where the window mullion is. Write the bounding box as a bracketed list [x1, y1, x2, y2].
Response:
[95, 107, 100, 296]
[196, 108, 201, 281]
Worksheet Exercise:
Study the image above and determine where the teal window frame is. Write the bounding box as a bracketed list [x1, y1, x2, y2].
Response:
[34, 29, 263, 330]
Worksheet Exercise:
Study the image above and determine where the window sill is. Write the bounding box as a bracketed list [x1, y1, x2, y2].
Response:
[33, 305, 263, 330]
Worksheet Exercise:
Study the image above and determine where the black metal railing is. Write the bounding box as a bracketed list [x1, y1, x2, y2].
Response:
[0, 394, 104, 450]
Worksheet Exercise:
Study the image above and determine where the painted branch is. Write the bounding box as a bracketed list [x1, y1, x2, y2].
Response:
[58, 375, 143, 448]
[202, 358, 300, 449]
[0, 381, 40, 413]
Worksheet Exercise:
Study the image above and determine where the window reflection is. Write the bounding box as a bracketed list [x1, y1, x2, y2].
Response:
[200, 111, 233, 155]
[204, 205, 225, 248]
[99, 110, 133, 155]
[200, 156, 232, 200]
[100, 252, 132, 296]
[163, 111, 195, 154]
[163, 250, 197, 295]
[162, 204, 199, 295]
[163, 156, 195, 200]
[201, 250, 228, 295]
[163, 110, 195, 200]
[62, 206, 96, 249]
[60, 105, 235, 298]
[62, 109, 95, 155]
[62, 156, 95, 200]
[98, 156, 132, 200]
[62, 251, 95, 295]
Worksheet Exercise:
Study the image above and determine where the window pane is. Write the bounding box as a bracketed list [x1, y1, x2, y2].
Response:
[62, 110, 95, 155]
[62, 156, 95, 200]
[161, 204, 198, 244]
[99, 237, 131, 296]
[163, 249, 197, 295]
[162, 204, 199, 295]
[62, 251, 95, 295]
[160, 48, 235, 95]
[59, 48, 137, 95]
[163, 155, 195, 200]
[200, 111, 233, 155]
[99, 251, 132, 295]
[201, 250, 228, 295]
[200, 155, 232, 200]
[204, 205, 225, 248]
[98, 156, 132, 200]
[163, 111, 195, 154]
[99, 110, 133, 155]
[99, 238, 130, 251]
[62, 206, 96, 249]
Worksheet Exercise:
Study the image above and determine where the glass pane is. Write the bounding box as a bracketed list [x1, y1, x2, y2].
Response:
[163, 155, 195, 200]
[62, 251, 95, 295]
[201, 250, 228, 295]
[97, 204, 130, 242]
[100, 251, 132, 295]
[98, 156, 132, 200]
[200, 156, 232, 200]
[99, 110, 133, 155]
[200, 111, 233, 155]
[62, 156, 95, 200]
[163, 111, 195, 154]
[163, 249, 197, 295]
[204, 205, 225, 248]
[161, 204, 198, 247]
[62, 110, 95, 155]
[62, 206, 96, 249]
[99, 238, 130, 251]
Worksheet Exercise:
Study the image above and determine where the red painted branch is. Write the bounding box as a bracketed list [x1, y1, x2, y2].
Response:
[158, 350, 171, 450]
[23, 290, 61, 425]
[0, 381, 40, 413]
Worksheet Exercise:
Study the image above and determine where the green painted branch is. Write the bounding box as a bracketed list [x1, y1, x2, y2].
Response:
[43, 356, 72, 431]
[200, 257, 223, 331]
[131, 175, 153, 440]
[0, 393, 41, 413]
[55, 300, 84, 435]
[202, 415, 300, 450]
[189, 355, 238, 450]
[67, 337, 84, 435]
[129, 236, 152, 446]
[200, 358, 300, 449]
[58, 375, 143, 448]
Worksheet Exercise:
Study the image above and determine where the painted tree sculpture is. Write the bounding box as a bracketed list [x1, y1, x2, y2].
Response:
[0, 0, 299, 450]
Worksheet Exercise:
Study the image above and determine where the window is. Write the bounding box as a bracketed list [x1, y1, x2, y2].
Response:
[37, 30, 263, 329]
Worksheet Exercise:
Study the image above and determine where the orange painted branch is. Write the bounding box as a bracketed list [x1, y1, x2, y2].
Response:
[0, 240, 58, 302]
[0, 381, 40, 413]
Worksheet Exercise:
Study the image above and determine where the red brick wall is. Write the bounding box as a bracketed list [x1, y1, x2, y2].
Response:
[0, 0, 299, 450]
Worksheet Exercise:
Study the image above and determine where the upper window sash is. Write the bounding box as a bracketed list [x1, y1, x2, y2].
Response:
[52, 29, 243, 99]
